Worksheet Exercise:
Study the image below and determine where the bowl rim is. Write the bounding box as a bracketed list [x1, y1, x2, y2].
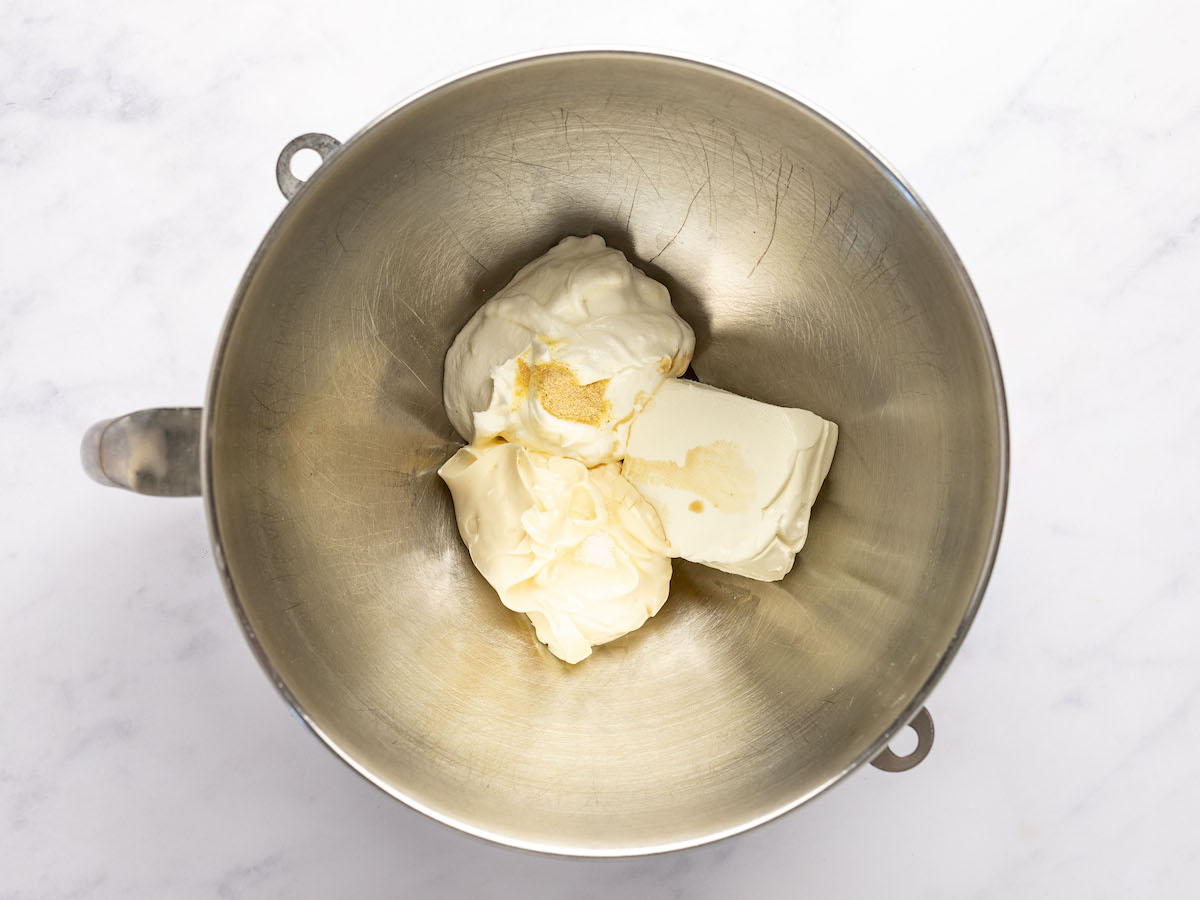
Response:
[201, 47, 1010, 858]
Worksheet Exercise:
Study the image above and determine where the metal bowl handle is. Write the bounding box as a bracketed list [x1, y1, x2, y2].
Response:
[275, 133, 341, 200]
[81, 408, 202, 497]
[870, 707, 935, 772]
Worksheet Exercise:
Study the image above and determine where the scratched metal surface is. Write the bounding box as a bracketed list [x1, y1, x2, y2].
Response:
[206, 53, 1006, 854]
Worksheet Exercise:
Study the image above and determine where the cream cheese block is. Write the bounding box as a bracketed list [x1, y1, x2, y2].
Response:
[623, 379, 837, 581]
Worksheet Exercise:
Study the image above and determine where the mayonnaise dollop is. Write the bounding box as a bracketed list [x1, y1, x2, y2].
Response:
[443, 235, 694, 466]
[438, 439, 673, 663]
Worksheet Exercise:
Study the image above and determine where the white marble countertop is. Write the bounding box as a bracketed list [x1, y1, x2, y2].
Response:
[3, 0, 1197, 896]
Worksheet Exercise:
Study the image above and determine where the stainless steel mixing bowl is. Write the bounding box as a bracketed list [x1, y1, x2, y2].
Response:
[82, 51, 1008, 855]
